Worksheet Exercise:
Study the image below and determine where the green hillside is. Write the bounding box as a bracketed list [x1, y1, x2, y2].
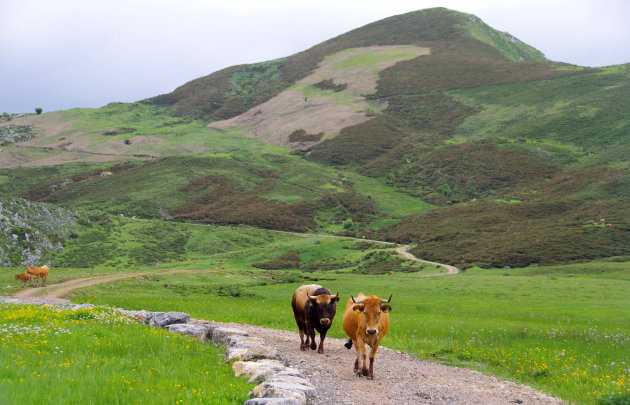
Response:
[0, 8, 628, 269]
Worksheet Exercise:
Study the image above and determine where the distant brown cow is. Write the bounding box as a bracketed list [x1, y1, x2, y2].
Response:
[25, 265, 49, 287]
[14, 272, 31, 285]
[291, 284, 339, 354]
[342, 293, 392, 379]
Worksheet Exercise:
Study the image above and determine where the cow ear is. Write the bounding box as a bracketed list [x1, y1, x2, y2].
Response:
[381, 305, 392, 313]
[352, 305, 364, 313]
[331, 295, 340, 303]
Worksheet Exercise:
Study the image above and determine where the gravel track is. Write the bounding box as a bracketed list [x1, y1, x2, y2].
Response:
[199, 319, 563, 405]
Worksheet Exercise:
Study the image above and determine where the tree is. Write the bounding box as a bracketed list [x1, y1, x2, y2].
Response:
[34, 107, 43, 115]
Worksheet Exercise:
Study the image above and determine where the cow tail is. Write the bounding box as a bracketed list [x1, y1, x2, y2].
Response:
[344, 339, 353, 349]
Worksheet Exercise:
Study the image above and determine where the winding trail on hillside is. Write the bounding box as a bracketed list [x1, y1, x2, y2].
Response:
[9, 242, 456, 304]
[277, 230, 461, 277]
[396, 245, 460, 276]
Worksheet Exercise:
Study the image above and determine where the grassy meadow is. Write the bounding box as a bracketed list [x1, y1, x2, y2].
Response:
[47, 255, 628, 405]
[0, 303, 252, 404]
[2, 219, 627, 404]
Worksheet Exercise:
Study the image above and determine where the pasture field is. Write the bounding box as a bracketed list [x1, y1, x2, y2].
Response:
[0, 303, 252, 404]
[66, 260, 630, 405]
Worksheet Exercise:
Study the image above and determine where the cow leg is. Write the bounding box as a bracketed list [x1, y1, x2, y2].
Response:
[361, 341, 369, 376]
[303, 322, 315, 350]
[298, 325, 307, 351]
[367, 344, 380, 379]
[309, 327, 317, 350]
[353, 344, 361, 375]
[43, 276, 47, 287]
[317, 330, 327, 354]
[368, 358, 375, 380]
[353, 339, 368, 377]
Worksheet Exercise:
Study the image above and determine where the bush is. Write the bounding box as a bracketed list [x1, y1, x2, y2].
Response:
[252, 250, 301, 270]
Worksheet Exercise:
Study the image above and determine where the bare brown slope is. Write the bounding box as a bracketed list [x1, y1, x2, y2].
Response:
[208, 45, 428, 147]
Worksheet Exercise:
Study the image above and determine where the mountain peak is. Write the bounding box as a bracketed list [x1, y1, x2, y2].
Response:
[144, 8, 553, 119]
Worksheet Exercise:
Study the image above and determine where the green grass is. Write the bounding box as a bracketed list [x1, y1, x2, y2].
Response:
[0, 303, 252, 404]
[64, 104, 285, 157]
[447, 67, 630, 156]
[344, 171, 434, 221]
[458, 13, 546, 62]
[330, 45, 428, 69]
[51, 217, 300, 269]
[64, 260, 630, 404]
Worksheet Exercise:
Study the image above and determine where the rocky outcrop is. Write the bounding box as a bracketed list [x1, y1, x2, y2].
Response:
[211, 326, 249, 344]
[166, 323, 212, 341]
[143, 311, 190, 327]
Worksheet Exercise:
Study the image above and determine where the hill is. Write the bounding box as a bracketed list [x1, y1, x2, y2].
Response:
[0, 8, 628, 268]
[143, 8, 569, 121]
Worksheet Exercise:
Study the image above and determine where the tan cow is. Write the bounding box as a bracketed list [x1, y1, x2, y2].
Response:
[25, 265, 49, 287]
[14, 272, 31, 285]
[342, 293, 392, 379]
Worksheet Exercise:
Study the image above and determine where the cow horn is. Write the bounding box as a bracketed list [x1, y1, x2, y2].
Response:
[381, 294, 392, 303]
[309, 295, 318, 300]
[351, 295, 364, 304]
[331, 292, 339, 299]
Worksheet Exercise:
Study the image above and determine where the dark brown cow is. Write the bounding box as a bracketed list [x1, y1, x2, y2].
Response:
[342, 293, 392, 379]
[291, 284, 339, 354]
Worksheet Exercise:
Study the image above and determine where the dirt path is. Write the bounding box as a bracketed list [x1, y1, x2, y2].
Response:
[272, 230, 459, 277]
[9, 269, 216, 304]
[197, 320, 563, 405]
[395, 245, 460, 276]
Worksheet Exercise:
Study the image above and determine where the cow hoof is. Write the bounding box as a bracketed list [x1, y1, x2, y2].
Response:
[300, 346, 306, 351]
[310, 344, 317, 350]
[367, 375, 374, 380]
[362, 369, 368, 376]
[318, 349, 324, 354]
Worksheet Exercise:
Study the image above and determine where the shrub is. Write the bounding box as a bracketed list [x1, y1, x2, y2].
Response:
[252, 250, 301, 270]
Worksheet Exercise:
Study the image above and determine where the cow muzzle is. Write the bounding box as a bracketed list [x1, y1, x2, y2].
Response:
[366, 328, 378, 335]
[320, 318, 331, 326]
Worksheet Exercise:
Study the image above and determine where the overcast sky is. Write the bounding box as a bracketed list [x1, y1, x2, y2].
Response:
[1, 0, 629, 113]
